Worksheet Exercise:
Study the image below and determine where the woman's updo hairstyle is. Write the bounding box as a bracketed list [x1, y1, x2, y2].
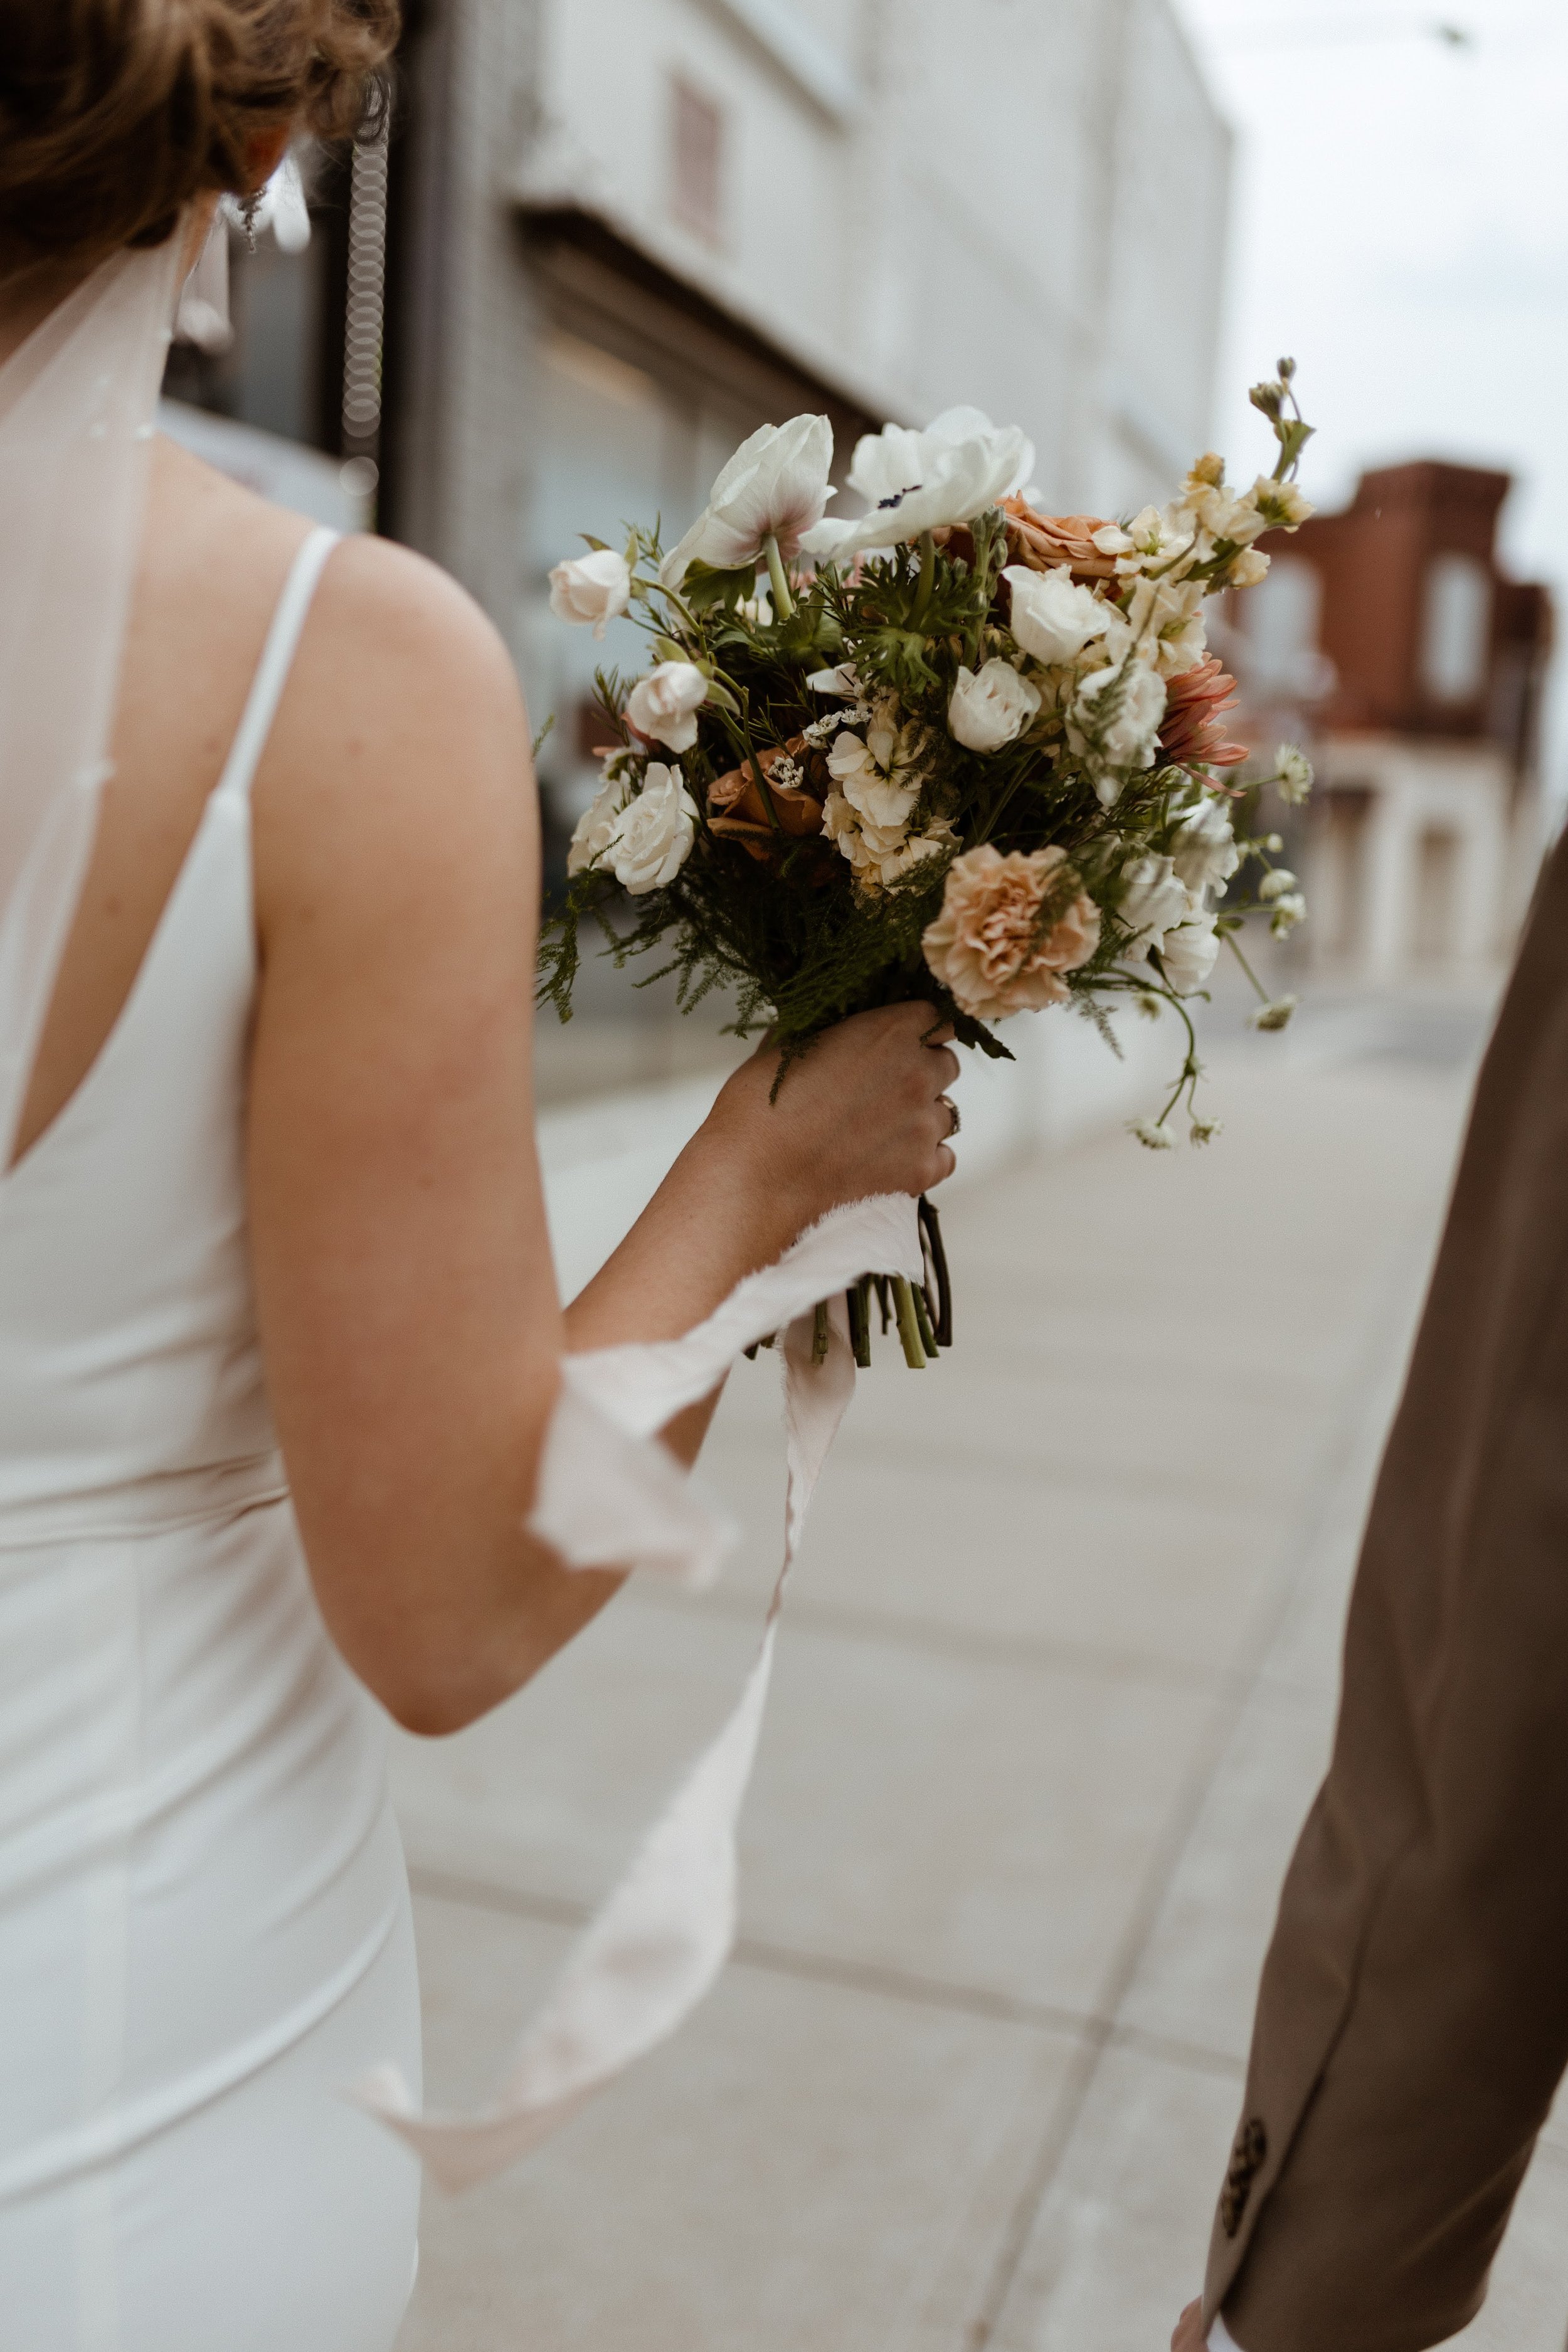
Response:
[0, 0, 400, 262]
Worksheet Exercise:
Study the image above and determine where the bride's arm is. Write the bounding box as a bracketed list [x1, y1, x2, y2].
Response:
[246, 534, 956, 1736]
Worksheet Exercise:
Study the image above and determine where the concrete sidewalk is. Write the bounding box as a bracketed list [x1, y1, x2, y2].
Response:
[391, 995, 1568, 2352]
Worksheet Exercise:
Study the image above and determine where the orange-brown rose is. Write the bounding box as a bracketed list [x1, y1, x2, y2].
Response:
[707, 739, 825, 865]
[999, 497, 1122, 580]
[922, 845, 1101, 1022]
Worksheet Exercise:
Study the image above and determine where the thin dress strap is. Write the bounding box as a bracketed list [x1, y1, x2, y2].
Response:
[211, 526, 339, 810]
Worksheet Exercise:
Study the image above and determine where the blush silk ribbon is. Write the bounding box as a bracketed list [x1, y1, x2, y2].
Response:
[351, 1190, 924, 2191]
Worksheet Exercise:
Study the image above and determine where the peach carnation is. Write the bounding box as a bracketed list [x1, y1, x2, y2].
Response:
[922, 844, 1101, 1022]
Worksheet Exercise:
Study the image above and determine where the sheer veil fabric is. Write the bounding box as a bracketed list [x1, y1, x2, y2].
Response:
[0, 239, 182, 1172]
[0, 231, 926, 2195]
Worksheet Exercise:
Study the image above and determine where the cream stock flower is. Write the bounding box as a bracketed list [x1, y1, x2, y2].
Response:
[660, 415, 835, 588]
[1228, 546, 1271, 590]
[548, 548, 632, 638]
[1170, 795, 1241, 897]
[921, 844, 1100, 1021]
[1069, 660, 1168, 790]
[826, 726, 921, 831]
[605, 763, 699, 894]
[1125, 575, 1209, 677]
[1004, 564, 1113, 666]
[1158, 909, 1221, 994]
[626, 660, 709, 753]
[948, 658, 1041, 752]
[566, 770, 628, 877]
[1248, 475, 1315, 530]
[1116, 853, 1190, 960]
[802, 406, 1034, 562]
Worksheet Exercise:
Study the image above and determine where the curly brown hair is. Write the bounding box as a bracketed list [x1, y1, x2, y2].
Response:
[0, 0, 400, 262]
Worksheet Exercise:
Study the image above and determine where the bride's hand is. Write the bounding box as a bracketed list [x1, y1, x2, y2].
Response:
[708, 1002, 961, 1234]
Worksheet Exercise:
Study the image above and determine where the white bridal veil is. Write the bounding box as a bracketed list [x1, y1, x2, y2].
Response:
[0, 238, 182, 1171]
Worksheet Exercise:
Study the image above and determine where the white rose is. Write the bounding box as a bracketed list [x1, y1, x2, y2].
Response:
[801, 405, 1034, 562]
[1170, 795, 1240, 897]
[660, 414, 835, 587]
[1004, 564, 1113, 667]
[1117, 853, 1190, 960]
[605, 763, 699, 895]
[548, 548, 632, 638]
[1158, 909, 1220, 994]
[948, 658, 1041, 753]
[626, 660, 709, 753]
[1070, 660, 1168, 775]
[566, 770, 628, 877]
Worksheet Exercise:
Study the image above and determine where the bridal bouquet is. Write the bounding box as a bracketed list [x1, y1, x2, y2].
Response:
[541, 364, 1316, 1364]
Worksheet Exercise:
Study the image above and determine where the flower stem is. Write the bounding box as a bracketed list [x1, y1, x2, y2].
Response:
[906, 531, 937, 632]
[891, 1276, 928, 1369]
[1223, 929, 1272, 1005]
[812, 1300, 831, 1364]
[763, 533, 795, 621]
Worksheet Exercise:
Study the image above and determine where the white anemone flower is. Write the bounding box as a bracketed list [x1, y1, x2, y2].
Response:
[800, 406, 1034, 563]
[660, 415, 835, 588]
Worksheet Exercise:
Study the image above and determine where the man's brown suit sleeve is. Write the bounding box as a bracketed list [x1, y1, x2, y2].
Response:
[1204, 832, 1568, 2352]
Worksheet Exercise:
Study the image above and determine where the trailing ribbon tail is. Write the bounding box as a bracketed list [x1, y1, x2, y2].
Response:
[349, 1191, 924, 2192]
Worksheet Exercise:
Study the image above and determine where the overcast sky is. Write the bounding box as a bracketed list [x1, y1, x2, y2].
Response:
[1170, 0, 1568, 803]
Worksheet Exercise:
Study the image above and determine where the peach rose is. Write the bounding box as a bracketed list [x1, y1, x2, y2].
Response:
[921, 844, 1101, 1021]
[999, 497, 1123, 581]
[707, 738, 827, 866]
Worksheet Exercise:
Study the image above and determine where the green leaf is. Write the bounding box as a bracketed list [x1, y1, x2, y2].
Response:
[681, 560, 761, 614]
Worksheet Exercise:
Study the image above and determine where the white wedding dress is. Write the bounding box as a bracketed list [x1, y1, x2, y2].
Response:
[0, 527, 423, 2352]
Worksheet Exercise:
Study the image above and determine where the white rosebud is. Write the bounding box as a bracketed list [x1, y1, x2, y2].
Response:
[948, 658, 1042, 753]
[605, 763, 700, 894]
[1004, 564, 1113, 666]
[1132, 1118, 1176, 1151]
[566, 770, 628, 877]
[548, 548, 632, 638]
[1276, 744, 1314, 803]
[1258, 868, 1298, 901]
[626, 660, 709, 753]
[1159, 909, 1220, 994]
[1170, 795, 1240, 898]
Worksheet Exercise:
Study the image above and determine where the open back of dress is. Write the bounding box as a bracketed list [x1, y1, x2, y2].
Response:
[0, 529, 423, 2352]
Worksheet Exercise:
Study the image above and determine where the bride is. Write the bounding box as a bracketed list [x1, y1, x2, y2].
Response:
[0, 3, 959, 2344]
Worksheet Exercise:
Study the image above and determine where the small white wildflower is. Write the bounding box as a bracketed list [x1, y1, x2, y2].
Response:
[1133, 1118, 1176, 1151]
[1250, 995, 1298, 1032]
[1276, 744, 1314, 804]
[1269, 892, 1308, 936]
[1263, 833, 1285, 853]
[1258, 869, 1298, 902]
[1136, 992, 1164, 1020]
[1189, 1117, 1223, 1145]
